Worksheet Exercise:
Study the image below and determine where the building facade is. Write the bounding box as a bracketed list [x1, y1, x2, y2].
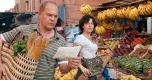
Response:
[9, 0, 115, 23]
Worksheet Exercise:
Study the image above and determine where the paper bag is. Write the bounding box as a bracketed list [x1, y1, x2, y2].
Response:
[53, 46, 81, 60]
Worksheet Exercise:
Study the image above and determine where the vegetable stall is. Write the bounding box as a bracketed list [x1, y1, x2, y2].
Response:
[54, 0, 152, 80]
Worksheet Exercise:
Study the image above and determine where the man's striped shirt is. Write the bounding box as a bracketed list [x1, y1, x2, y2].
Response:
[1, 24, 67, 80]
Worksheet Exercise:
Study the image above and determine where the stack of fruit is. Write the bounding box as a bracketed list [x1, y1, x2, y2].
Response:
[95, 25, 106, 35]
[114, 44, 134, 56]
[131, 37, 147, 46]
[54, 67, 78, 80]
[121, 75, 141, 80]
[116, 56, 152, 76]
[103, 29, 112, 39]
[104, 39, 120, 50]
[80, 4, 92, 14]
[114, 22, 123, 31]
[106, 22, 114, 30]
[114, 55, 152, 79]
[129, 44, 152, 59]
[123, 32, 135, 45]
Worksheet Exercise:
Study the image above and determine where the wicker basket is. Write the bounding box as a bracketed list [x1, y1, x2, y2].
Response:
[1, 42, 38, 80]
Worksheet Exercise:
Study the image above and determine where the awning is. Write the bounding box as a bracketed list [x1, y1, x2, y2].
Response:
[59, 4, 65, 21]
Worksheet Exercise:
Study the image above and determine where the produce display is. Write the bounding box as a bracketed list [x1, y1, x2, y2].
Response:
[54, 67, 78, 80]
[122, 32, 135, 45]
[80, 4, 92, 14]
[138, 1, 152, 16]
[97, 1, 152, 20]
[142, 37, 152, 46]
[128, 7, 139, 20]
[57, 1, 152, 80]
[116, 56, 152, 75]
[131, 37, 147, 46]
[116, 56, 143, 73]
[129, 45, 152, 59]
[121, 75, 141, 80]
[114, 45, 134, 56]
[104, 39, 120, 50]
[95, 25, 106, 35]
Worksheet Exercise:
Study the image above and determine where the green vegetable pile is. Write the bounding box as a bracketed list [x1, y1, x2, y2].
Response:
[142, 37, 152, 46]
[12, 40, 27, 56]
[116, 56, 152, 73]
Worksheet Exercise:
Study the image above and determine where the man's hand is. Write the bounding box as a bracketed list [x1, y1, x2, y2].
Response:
[68, 57, 81, 69]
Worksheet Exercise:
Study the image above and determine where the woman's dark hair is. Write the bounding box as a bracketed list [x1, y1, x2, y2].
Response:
[79, 15, 97, 34]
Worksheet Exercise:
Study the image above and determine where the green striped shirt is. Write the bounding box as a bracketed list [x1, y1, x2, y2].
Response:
[1, 24, 67, 80]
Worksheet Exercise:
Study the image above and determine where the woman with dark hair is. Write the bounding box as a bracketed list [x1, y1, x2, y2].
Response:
[74, 15, 104, 80]
[79, 15, 97, 35]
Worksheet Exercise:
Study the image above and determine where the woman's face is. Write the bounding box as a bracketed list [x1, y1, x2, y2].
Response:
[83, 18, 94, 34]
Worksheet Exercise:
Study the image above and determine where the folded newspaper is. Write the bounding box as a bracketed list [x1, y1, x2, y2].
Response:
[53, 46, 81, 60]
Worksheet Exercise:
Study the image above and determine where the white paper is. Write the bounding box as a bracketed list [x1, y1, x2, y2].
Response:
[53, 46, 81, 60]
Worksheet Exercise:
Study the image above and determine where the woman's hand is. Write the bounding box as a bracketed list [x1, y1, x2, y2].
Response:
[79, 64, 92, 76]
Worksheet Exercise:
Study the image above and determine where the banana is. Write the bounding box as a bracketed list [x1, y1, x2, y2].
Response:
[102, 21, 108, 28]
[125, 7, 131, 18]
[95, 26, 106, 35]
[80, 4, 92, 14]
[95, 26, 101, 35]
[147, 0, 152, 6]
[138, 4, 144, 15]
[100, 26, 106, 33]
[102, 11, 107, 20]
[133, 8, 139, 19]
[97, 12, 103, 20]
[106, 9, 111, 18]
[122, 7, 127, 17]
[146, 3, 152, 15]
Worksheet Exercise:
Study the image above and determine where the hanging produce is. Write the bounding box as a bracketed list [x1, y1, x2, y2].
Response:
[138, 1, 152, 16]
[97, 11, 107, 20]
[95, 25, 106, 35]
[129, 7, 139, 20]
[80, 4, 92, 14]
[117, 8, 125, 18]
[106, 8, 117, 18]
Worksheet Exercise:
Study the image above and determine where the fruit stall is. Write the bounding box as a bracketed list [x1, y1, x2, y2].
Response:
[94, 0, 152, 80]
[54, 0, 152, 80]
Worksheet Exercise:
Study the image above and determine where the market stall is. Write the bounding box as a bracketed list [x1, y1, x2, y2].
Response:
[94, 0, 152, 80]
[54, 0, 152, 80]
